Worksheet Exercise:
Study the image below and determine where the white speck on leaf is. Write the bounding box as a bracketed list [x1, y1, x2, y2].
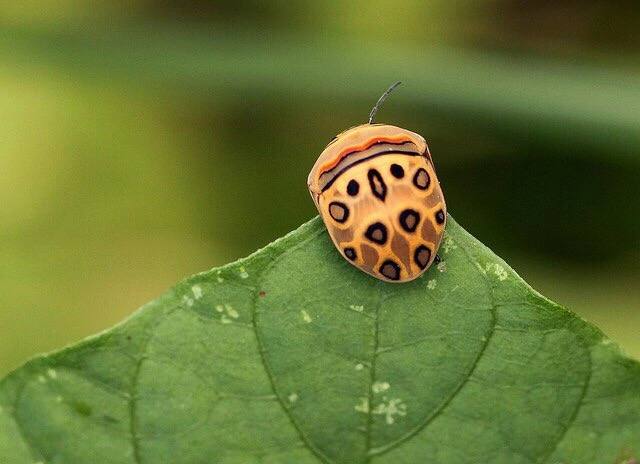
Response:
[216, 272, 224, 283]
[288, 393, 299, 403]
[301, 310, 312, 323]
[182, 295, 194, 307]
[437, 261, 447, 273]
[354, 397, 369, 413]
[47, 368, 57, 379]
[355, 363, 364, 371]
[494, 264, 508, 281]
[427, 279, 437, 290]
[215, 304, 240, 324]
[372, 397, 407, 424]
[225, 304, 239, 319]
[372, 381, 390, 393]
[37, 375, 46, 384]
[238, 266, 249, 279]
[484, 263, 508, 281]
[350, 304, 364, 312]
[443, 237, 457, 253]
[192, 285, 203, 299]
[55, 396, 63, 403]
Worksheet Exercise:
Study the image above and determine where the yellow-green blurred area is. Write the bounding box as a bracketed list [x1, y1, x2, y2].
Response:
[1, 1, 639, 376]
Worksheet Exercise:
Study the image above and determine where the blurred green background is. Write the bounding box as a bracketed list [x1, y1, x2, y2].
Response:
[1, 1, 639, 376]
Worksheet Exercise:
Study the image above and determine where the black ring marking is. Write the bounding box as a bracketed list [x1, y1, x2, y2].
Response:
[399, 208, 421, 233]
[367, 169, 387, 201]
[413, 168, 431, 190]
[414, 244, 432, 270]
[320, 150, 421, 192]
[347, 179, 359, 196]
[435, 209, 445, 225]
[390, 163, 405, 179]
[344, 247, 357, 261]
[328, 202, 349, 223]
[379, 260, 401, 281]
[364, 222, 388, 245]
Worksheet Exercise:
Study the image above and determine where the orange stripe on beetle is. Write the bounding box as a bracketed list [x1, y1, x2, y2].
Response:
[318, 135, 414, 174]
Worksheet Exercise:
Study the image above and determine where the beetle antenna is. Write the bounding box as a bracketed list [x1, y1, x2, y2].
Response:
[368, 81, 402, 124]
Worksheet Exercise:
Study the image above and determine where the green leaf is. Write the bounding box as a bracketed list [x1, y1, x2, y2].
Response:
[1, 216, 638, 463]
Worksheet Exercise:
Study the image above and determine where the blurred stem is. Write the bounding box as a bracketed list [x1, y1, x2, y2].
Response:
[2, 23, 640, 160]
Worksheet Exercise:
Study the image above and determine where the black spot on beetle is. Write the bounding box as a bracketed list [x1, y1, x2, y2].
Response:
[344, 247, 357, 261]
[365, 222, 388, 245]
[413, 168, 430, 190]
[379, 260, 401, 281]
[329, 202, 349, 223]
[414, 245, 432, 270]
[399, 209, 421, 232]
[435, 209, 445, 225]
[347, 179, 360, 196]
[367, 169, 387, 201]
[390, 163, 405, 178]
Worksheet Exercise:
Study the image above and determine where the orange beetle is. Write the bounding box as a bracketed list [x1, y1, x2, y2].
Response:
[307, 83, 446, 282]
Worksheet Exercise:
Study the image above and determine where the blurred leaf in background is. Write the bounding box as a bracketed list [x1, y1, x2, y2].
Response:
[0, 0, 638, 375]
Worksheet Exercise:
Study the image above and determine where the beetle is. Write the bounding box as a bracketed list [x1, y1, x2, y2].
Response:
[307, 82, 446, 282]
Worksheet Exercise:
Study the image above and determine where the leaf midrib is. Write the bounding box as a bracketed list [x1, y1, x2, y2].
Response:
[364, 284, 384, 463]
[365, 238, 498, 458]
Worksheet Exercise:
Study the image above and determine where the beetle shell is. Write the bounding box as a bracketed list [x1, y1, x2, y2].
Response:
[308, 124, 446, 283]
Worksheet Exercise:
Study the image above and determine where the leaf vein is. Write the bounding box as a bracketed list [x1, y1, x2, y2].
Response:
[252, 227, 331, 464]
[127, 308, 178, 464]
[11, 379, 47, 463]
[367, 240, 498, 458]
[537, 342, 593, 464]
[363, 283, 384, 463]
